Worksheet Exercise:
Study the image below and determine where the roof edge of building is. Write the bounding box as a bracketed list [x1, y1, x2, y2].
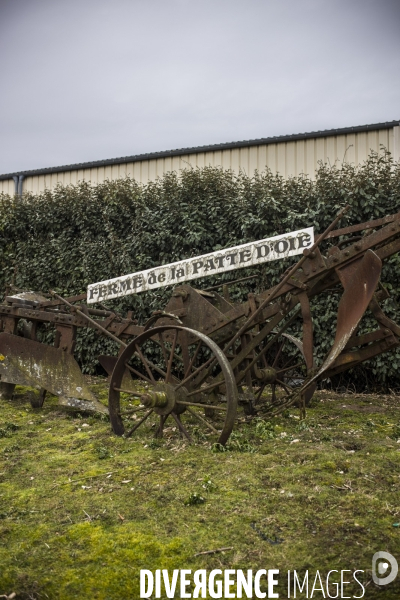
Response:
[1, 120, 399, 180]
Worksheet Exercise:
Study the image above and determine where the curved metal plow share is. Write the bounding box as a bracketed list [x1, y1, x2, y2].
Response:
[303, 248, 382, 391]
[0, 332, 108, 414]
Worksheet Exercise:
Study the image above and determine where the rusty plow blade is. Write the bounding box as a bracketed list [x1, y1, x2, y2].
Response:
[0, 333, 108, 414]
[98, 354, 119, 376]
[304, 249, 382, 390]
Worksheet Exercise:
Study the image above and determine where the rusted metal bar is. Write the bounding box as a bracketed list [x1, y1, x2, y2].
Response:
[49, 291, 127, 348]
[321, 211, 400, 240]
[0, 302, 144, 338]
[38, 293, 87, 308]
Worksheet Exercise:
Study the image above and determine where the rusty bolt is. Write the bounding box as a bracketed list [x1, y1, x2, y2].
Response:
[344, 251, 350, 256]
[354, 244, 362, 251]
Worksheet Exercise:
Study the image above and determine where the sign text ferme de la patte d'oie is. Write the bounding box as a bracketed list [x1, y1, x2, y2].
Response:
[87, 227, 314, 304]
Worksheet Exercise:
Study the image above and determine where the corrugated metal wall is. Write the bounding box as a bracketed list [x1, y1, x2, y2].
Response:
[0, 178, 17, 195]
[1, 125, 399, 195]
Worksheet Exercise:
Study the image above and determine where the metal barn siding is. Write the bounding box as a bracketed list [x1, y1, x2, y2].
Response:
[0, 178, 16, 195]
[1, 122, 399, 195]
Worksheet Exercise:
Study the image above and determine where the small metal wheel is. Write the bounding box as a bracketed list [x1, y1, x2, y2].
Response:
[254, 332, 314, 413]
[108, 325, 238, 445]
[233, 328, 315, 417]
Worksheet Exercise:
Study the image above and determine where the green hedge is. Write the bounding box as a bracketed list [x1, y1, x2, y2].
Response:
[1, 150, 399, 389]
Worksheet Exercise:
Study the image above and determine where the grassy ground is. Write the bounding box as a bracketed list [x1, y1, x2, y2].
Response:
[0, 379, 399, 599]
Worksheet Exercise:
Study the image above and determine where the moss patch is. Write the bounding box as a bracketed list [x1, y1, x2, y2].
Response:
[1, 381, 399, 599]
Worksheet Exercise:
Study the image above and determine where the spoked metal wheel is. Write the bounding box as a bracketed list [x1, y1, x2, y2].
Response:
[231, 325, 315, 417]
[108, 325, 238, 445]
[251, 331, 314, 415]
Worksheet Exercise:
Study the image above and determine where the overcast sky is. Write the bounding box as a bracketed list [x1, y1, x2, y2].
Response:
[1, 0, 399, 175]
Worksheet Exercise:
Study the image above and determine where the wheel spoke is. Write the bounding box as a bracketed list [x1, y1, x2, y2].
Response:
[166, 329, 178, 383]
[125, 362, 153, 384]
[156, 333, 184, 368]
[125, 409, 153, 437]
[113, 386, 143, 397]
[276, 379, 292, 393]
[158, 332, 169, 366]
[144, 358, 169, 379]
[281, 353, 300, 370]
[277, 362, 303, 375]
[156, 414, 169, 438]
[185, 380, 221, 396]
[171, 412, 193, 443]
[134, 345, 156, 383]
[118, 406, 147, 416]
[184, 340, 202, 378]
[180, 329, 190, 374]
[185, 407, 220, 434]
[127, 354, 173, 382]
[255, 382, 267, 403]
[272, 339, 286, 367]
[176, 399, 227, 411]
[175, 354, 216, 390]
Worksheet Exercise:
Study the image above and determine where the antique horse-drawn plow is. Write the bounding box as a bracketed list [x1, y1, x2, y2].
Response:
[1, 207, 399, 445]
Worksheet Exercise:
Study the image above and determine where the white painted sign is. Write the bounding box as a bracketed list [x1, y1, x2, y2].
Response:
[87, 227, 314, 303]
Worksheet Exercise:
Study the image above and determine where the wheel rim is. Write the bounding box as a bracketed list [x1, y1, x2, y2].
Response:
[108, 325, 238, 445]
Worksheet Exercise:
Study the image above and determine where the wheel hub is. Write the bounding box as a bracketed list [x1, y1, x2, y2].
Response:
[139, 382, 187, 416]
[257, 366, 278, 383]
[140, 390, 168, 408]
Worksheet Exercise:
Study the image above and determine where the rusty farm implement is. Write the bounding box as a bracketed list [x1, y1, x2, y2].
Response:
[0, 207, 399, 445]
